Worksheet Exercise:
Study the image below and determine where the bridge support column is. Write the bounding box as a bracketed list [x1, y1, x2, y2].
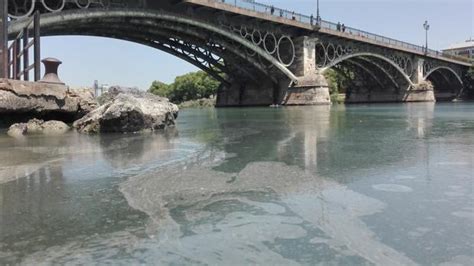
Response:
[216, 78, 278, 107]
[405, 58, 436, 102]
[283, 36, 330, 105]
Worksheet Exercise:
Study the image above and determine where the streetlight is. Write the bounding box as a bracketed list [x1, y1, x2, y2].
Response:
[423, 20, 430, 54]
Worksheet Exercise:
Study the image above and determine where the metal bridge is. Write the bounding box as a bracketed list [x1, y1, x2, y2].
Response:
[4, 0, 472, 106]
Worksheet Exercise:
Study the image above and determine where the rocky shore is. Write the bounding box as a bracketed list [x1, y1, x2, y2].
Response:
[178, 96, 216, 109]
[74, 87, 179, 133]
[0, 79, 97, 126]
[1, 80, 179, 137]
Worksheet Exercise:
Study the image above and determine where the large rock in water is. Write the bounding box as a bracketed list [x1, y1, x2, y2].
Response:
[73, 87, 179, 133]
[0, 79, 97, 126]
[7, 119, 70, 138]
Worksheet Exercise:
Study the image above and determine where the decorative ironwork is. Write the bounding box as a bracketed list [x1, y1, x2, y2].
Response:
[7, 0, 146, 19]
[8, 0, 35, 19]
[315, 37, 419, 81]
[161, 37, 226, 78]
[276, 36, 295, 67]
[219, 19, 296, 68]
[41, 0, 65, 13]
[422, 58, 464, 85]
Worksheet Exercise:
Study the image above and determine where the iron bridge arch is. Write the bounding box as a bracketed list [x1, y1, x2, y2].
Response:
[8, 6, 300, 86]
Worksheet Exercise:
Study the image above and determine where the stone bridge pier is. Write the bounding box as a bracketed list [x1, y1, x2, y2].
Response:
[284, 37, 331, 105]
[216, 36, 331, 106]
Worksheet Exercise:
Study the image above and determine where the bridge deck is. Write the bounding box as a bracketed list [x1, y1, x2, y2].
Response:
[183, 0, 471, 67]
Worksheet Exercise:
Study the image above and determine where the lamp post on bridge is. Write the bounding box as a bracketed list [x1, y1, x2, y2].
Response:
[423, 20, 430, 55]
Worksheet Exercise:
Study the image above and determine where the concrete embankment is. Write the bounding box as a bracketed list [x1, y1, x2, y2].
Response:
[0, 79, 97, 126]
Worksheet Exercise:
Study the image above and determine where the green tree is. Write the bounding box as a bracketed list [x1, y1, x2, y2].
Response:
[324, 69, 341, 95]
[149, 71, 220, 103]
[149, 81, 171, 97]
[324, 68, 353, 94]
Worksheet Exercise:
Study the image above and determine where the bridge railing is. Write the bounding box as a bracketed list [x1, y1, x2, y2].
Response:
[217, 0, 471, 64]
[319, 20, 426, 52]
[219, 0, 313, 23]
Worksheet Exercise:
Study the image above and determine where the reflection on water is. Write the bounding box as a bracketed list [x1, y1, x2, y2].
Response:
[0, 103, 473, 265]
[119, 161, 417, 265]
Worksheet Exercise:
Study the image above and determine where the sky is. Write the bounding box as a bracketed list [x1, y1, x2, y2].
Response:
[39, 0, 473, 90]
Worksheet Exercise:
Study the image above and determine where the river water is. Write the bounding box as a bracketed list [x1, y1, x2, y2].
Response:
[0, 103, 473, 265]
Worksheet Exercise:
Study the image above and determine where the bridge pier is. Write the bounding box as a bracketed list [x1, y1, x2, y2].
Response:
[407, 58, 436, 102]
[283, 74, 330, 105]
[284, 36, 330, 105]
[216, 78, 280, 107]
[216, 36, 331, 107]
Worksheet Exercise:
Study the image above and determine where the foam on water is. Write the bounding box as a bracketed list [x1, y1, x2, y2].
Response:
[372, 184, 414, 193]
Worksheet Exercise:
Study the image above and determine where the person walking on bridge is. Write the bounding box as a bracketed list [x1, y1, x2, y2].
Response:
[337, 22, 341, 31]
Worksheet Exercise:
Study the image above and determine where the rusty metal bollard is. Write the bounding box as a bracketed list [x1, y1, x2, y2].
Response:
[39, 57, 65, 85]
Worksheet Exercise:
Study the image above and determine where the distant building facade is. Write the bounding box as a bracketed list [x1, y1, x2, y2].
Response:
[93, 80, 110, 98]
[442, 39, 474, 61]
